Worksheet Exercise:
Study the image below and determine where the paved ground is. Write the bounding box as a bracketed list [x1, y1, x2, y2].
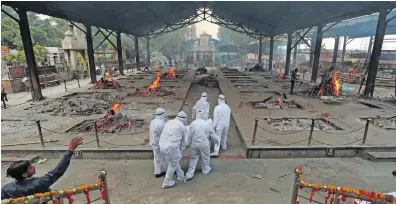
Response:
[2, 158, 395, 203]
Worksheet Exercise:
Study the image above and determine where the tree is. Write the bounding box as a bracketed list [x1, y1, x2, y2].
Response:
[217, 26, 255, 47]
[2, 44, 47, 67]
[150, 27, 190, 61]
[33, 44, 47, 66]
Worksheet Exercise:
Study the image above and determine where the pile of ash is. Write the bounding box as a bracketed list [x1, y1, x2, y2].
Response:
[370, 116, 396, 130]
[249, 97, 302, 109]
[29, 93, 121, 116]
[264, 118, 338, 132]
[198, 75, 218, 87]
[128, 87, 175, 97]
[68, 114, 145, 134]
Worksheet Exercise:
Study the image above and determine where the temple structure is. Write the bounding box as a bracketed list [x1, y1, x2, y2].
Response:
[187, 32, 216, 67]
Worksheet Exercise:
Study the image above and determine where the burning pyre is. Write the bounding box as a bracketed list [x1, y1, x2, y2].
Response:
[302, 72, 341, 97]
[68, 100, 145, 133]
[249, 96, 302, 109]
[134, 71, 175, 97]
[92, 74, 121, 89]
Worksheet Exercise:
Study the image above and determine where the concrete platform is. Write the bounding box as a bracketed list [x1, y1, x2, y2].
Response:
[1, 154, 39, 163]
[366, 151, 396, 162]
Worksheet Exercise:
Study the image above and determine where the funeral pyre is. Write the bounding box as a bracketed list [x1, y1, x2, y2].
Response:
[301, 72, 342, 96]
[92, 74, 121, 89]
[263, 118, 340, 132]
[249, 96, 303, 109]
[162, 67, 177, 79]
[132, 71, 175, 97]
[197, 74, 218, 87]
[68, 102, 145, 133]
[28, 93, 121, 116]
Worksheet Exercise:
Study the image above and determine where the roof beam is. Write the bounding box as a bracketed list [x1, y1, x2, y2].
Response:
[1, 6, 19, 23]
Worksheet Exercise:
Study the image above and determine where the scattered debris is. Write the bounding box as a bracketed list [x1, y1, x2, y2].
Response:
[251, 174, 262, 179]
[250, 98, 303, 109]
[37, 158, 47, 164]
[196, 67, 208, 75]
[269, 188, 280, 193]
[28, 93, 121, 116]
[67, 114, 145, 133]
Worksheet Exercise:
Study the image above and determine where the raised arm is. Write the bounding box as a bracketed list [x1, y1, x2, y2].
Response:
[32, 137, 83, 192]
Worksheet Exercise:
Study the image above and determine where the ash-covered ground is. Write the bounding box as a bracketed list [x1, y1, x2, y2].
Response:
[263, 118, 340, 132]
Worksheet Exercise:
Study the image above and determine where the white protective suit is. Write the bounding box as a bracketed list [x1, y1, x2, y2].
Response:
[211, 95, 231, 156]
[149, 108, 167, 177]
[185, 111, 218, 180]
[159, 111, 188, 188]
[192, 92, 210, 120]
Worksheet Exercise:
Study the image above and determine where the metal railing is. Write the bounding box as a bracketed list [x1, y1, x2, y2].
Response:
[1, 169, 110, 204]
[251, 117, 372, 146]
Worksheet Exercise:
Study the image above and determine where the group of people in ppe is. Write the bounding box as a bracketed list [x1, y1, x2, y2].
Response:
[149, 93, 231, 189]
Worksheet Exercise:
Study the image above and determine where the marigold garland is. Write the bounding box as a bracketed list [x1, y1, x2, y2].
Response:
[295, 166, 396, 203]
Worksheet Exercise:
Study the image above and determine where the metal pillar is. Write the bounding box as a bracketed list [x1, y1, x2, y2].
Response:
[367, 36, 374, 59]
[332, 36, 340, 65]
[85, 25, 97, 83]
[311, 25, 323, 83]
[146, 37, 150, 66]
[135, 36, 140, 70]
[258, 35, 263, 64]
[116, 30, 124, 75]
[364, 10, 388, 98]
[17, 9, 44, 100]
[292, 44, 298, 68]
[341, 35, 347, 68]
[269, 36, 274, 70]
[309, 32, 317, 68]
[284, 32, 292, 76]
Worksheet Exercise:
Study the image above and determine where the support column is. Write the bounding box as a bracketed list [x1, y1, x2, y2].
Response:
[116, 30, 124, 75]
[311, 25, 323, 83]
[146, 37, 150, 67]
[258, 35, 263, 64]
[367, 36, 374, 59]
[341, 36, 347, 68]
[284, 32, 293, 76]
[17, 9, 44, 100]
[269, 36, 274, 70]
[364, 10, 388, 98]
[134, 36, 140, 70]
[292, 44, 298, 68]
[309, 32, 317, 68]
[332, 36, 340, 65]
[85, 25, 96, 83]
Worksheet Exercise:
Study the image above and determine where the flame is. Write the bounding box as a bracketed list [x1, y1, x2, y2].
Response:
[332, 72, 340, 96]
[105, 99, 120, 115]
[105, 73, 112, 81]
[277, 73, 284, 79]
[166, 68, 176, 79]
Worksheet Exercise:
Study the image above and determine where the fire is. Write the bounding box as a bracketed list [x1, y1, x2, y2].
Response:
[105, 99, 120, 115]
[140, 71, 161, 96]
[105, 73, 112, 81]
[166, 68, 176, 79]
[332, 72, 340, 96]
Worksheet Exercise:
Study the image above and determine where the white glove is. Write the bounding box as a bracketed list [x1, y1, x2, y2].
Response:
[181, 146, 189, 151]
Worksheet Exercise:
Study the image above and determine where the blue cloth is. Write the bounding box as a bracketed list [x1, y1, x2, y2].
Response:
[1, 151, 73, 199]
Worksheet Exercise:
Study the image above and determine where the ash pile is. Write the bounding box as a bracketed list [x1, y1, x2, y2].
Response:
[129, 87, 175, 97]
[31, 93, 121, 116]
[195, 67, 208, 75]
[249, 96, 302, 109]
[197, 74, 218, 87]
[69, 114, 145, 134]
[264, 118, 337, 132]
[370, 116, 396, 130]
[92, 77, 122, 89]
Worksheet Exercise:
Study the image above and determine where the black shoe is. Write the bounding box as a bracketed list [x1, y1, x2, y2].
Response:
[155, 172, 166, 178]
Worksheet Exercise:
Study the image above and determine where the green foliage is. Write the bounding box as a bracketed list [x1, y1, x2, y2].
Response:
[2, 44, 47, 66]
[1, 6, 68, 49]
[33, 44, 47, 65]
[150, 27, 190, 60]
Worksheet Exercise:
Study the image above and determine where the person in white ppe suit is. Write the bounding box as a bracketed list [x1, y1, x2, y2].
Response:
[149, 108, 167, 178]
[192, 92, 210, 120]
[159, 111, 188, 189]
[211, 95, 231, 157]
[185, 111, 218, 180]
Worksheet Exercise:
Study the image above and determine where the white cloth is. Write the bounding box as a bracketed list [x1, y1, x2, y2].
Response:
[101, 64, 106, 77]
[185, 112, 217, 180]
[159, 111, 188, 188]
[149, 108, 167, 175]
[211, 95, 231, 156]
[192, 92, 210, 120]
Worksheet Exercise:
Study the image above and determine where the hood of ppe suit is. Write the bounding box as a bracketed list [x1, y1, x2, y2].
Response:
[201, 92, 208, 102]
[218, 94, 226, 104]
[155, 108, 165, 121]
[176, 111, 187, 125]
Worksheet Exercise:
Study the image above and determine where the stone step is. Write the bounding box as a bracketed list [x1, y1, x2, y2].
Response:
[366, 152, 396, 162]
[1, 154, 39, 163]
